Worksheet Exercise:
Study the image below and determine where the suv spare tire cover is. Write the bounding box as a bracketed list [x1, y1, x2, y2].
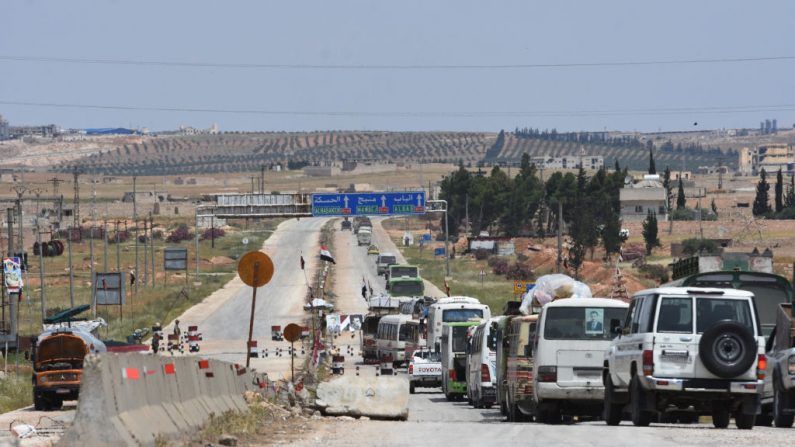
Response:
[698, 320, 756, 378]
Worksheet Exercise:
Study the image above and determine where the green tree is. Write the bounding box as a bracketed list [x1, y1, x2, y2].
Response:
[662, 166, 672, 210]
[648, 145, 656, 174]
[439, 161, 472, 236]
[614, 159, 621, 172]
[676, 177, 686, 209]
[786, 175, 795, 209]
[775, 168, 784, 213]
[752, 169, 771, 216]
[710, 198, 718, 216]
[642, 210, 661, 255]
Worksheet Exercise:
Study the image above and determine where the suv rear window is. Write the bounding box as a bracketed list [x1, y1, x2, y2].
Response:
[380, 256, 397, 264]
[695, 298, 754, 334]
[656, 297, 693, 333]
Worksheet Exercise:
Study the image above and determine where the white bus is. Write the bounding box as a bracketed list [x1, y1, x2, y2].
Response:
[428, 296, 491, 353]
[376, 314, 415, 368]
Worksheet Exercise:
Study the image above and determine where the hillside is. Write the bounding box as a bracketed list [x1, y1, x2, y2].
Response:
[37, 129, 755, 176]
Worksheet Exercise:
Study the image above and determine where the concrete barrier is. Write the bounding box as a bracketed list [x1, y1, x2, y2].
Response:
[59, 353, 261, 447]
[316, 375, 409, 420]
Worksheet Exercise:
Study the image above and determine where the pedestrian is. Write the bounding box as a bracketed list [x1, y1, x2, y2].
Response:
[173, 319, 182, 339]
[361, 284, 367, 300]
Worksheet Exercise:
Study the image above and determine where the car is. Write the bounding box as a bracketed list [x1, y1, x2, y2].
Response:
[760, 303, 795, 427]
[409, 349, 442, 394]
[341, 220, 352, 231]
[367, 244, 380, 255]
[603, 287, 765, 429]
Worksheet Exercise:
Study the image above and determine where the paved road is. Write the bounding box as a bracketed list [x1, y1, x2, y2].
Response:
[168, 217, 328, 380]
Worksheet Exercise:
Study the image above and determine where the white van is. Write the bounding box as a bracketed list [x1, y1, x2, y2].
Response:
[466, 318, 500, 409]
[376, 252, 397, 276]
[533, 297, 629, 423]
[376, 314, 414, 367]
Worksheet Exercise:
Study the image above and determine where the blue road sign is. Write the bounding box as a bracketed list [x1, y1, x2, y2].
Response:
[311, 191, 426, 217]
[422, 234, 432, 242]
[434, 247, 446, 256]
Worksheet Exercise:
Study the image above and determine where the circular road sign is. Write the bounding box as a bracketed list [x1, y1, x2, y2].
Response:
[283, 323, 302, 343]
[237, 251, 274, 288]
[242, 238, 249, 245]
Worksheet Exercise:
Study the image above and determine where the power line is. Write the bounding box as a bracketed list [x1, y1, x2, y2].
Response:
[1, 54, 795, 70]
[3, 100, 795, 118]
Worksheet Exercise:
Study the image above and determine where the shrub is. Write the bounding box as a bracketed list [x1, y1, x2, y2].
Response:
[109, 230, 131, 244]
[681, 238, 719, 256]
[490, 258, 509, 275]
[200, 228, 226, 241]
[474, 248, 491, 261]
[505, 262, 534, 280]
[166, 224, 194, 243]
[638, 263, 669, 284]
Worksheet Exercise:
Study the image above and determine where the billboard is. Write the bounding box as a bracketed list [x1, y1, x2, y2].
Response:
[94, 272, 126, 305]
[3, 257, 22, 293]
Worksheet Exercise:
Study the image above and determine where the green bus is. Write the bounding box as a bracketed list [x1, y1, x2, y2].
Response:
[664, 271, 793, 335]
[441, 321, 480, 401]
[387, 276, 424, 298]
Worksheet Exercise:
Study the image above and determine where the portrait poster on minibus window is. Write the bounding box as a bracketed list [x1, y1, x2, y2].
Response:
[350, 314, 362, 332]
[585, 308, 604, 334]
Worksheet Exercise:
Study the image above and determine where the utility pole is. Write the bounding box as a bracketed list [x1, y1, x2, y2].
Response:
[73, 169, 81, 230]
[143, 219, 149, 287]
[90, 173, 96, 312]
[115, 220, 121, 272]
[67, 226, 75, 308]
[133, 176, 138, 293]
[465, 194, 470, 237]
[556, 201, 563, 273]
[149, 214, 155, 287]
[49, 177, 65, 224]
[260, 165, 266, 193]
[11, 185, 26, 255]
[103, 219, 109, 272]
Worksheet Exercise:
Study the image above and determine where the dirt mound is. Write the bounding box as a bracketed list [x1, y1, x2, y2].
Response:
[210, 256, 235, 266]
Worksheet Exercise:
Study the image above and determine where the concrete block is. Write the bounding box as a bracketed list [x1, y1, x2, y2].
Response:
[316, 375, 409, 420]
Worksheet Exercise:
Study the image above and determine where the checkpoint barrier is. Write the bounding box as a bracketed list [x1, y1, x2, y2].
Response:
[60, 353, 262, 447]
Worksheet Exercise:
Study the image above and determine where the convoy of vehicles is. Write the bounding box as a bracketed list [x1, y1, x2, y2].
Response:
[604, 287, 765, 429]
[342, 217, 795, 431]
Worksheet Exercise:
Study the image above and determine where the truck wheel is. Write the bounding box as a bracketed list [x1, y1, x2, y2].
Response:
[630, 376, 653, 427]
[49, 398, 63, 411]
[735, 412, 755, 430]
[538, 402, 562, 425]
[774, 384, 795, 428]
[711, 405, 730, 428]
[698, 321, 756, 378]
[33, 393, 48, 411]
[603, 374, 623, 426]
[410, 383, 416, 394]
[500, 400, 508, 417]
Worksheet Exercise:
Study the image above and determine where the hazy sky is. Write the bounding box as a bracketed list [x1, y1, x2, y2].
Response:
[2, 0, 795, 133]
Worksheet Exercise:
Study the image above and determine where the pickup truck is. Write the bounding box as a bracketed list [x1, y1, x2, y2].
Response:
[409, 350, 442, 394]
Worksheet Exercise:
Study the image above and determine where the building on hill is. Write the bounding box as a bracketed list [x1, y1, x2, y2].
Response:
[529, 155, 604, 170]
[619, 174, 668, 222]
[739, 144, 795, 175]
[0, 114, 9, 140]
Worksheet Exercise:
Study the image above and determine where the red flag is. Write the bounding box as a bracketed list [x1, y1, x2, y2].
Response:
[300, 255, 305, 270]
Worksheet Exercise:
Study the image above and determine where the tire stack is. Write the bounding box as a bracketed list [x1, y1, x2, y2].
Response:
[32, 240, 65, 257]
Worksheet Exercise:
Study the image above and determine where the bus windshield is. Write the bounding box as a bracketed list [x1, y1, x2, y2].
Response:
[544, 307, 628, 340]
[390, 281, 424, 296]
[390, 266, 418, 278]
[443, 309, 483, 323]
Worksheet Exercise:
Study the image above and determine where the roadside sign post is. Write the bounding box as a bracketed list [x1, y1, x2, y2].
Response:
[479, 269, 485, 288]
[283, 323, 302, 383]
[238, 251, 274, 368]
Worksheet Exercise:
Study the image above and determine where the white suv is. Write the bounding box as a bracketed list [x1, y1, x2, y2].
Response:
[603, 287, 765, 429]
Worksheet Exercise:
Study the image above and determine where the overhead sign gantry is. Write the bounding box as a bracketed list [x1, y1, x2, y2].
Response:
[310, 191, 426, 217]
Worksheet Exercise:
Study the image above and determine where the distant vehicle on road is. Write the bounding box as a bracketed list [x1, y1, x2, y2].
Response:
[761, 303, 795, 427]
[357, 228, 373, 246]
[376, 252, 398, 275]
[501, 314, 538, 422]
[367, 244, 380, 255]
[387, 276, 424, 298]
[341, 219, 352, 231]
[386, 264, 419, 283]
